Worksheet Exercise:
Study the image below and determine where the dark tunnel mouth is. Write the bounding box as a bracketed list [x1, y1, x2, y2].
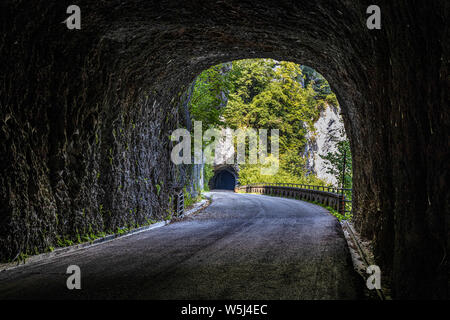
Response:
[211, 168, 238, 191]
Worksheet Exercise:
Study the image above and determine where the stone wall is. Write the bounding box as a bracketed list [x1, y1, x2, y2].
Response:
[0, 1, 186, 261]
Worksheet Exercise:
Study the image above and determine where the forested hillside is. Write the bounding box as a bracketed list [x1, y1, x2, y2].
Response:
[188, 59, 351, 188]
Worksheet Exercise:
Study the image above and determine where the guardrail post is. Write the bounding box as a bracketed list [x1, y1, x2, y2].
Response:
[172, 187, 184, 217]
[178, 191, 185, 216]
[338, 193, 345, 216]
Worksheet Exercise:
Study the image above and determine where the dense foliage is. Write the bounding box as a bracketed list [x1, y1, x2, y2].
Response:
[321, 139, 353, 190]
[188, 58, 346, 187]
[189, 63, 233, 129]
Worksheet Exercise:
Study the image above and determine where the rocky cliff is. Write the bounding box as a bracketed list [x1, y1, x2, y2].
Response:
[304, 105, 346, 185]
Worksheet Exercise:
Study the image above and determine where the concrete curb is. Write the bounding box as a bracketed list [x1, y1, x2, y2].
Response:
[342, 220, 387, 300]
[0, 197, 211, 273]
[178, 198, 210, 219]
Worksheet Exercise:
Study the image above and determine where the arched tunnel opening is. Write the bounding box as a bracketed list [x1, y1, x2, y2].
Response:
[210, 168, 238, 191]
[0, 2, 447, 299]
[191, 58, 350, 195]
[213, 171, 236, 191]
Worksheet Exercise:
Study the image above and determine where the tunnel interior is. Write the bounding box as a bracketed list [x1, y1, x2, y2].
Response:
[0, 1, 447, 299]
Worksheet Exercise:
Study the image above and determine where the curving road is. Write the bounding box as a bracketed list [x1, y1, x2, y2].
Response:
[0, 191, 363, 299]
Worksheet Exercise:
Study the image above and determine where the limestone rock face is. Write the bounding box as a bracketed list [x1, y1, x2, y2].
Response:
[214, 128, 236, 166]
[304, 105, 346, 185]
[0, 1, 447, 298]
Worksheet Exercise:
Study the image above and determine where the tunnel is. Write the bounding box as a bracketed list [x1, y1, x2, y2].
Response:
[0, 1, 448, 299]
[212, 169, 237, 191]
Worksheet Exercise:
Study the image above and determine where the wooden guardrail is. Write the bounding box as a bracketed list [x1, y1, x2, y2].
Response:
[235, 182, 352, 216]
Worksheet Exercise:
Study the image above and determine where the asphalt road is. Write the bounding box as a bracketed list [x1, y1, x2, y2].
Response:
[0, 191, 363, 299]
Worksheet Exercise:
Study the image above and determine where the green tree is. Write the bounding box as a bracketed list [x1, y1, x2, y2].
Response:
[189, 63, 234, 129]
[320, 139, 352, 189]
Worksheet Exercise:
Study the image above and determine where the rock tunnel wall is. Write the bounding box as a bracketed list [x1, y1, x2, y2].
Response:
[0, 1, 188, 260]
[0, 1, 448, 299]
